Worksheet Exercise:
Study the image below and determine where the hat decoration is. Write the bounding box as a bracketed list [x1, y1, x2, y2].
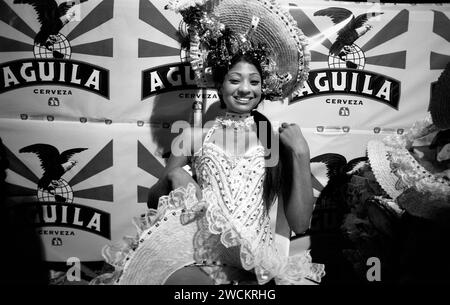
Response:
[367, 113, 450, 201]
[367, 60, 450, 202]
[166, 0, 310, 100]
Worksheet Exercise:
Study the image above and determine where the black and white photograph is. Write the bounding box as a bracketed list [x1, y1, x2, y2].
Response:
[0, 0, 449, 300]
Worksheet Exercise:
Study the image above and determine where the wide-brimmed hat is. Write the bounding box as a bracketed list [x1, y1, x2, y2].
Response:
[367, 62, 450, 201]
[167, 0, 310, 99]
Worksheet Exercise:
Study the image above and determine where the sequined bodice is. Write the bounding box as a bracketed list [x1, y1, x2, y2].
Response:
[192, 123, 269, 236]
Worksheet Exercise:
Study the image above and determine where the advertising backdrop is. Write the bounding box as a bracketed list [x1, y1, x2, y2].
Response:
[1, 0, 449, 262]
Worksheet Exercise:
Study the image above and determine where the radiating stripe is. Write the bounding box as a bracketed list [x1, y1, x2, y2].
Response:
[66, 0, 114, 42]
[71, 38, 113, 57]
[433, 10, 450, 42]
[311, 175, 324, 196]
[365, 51, 406, 69]
[0, 36, 33, 52]
[362, 10, 409, 53]
[138, 39, 180, 58]
[137, 141, 164, 179]
[0, 0, 36, 40]
[5, 182, 36, 196]
[69, 140, 113, 187]
[289, 8, 332, 50]
[73, 185, 113, 202]
[430, 52, 450, 70]
[310, 50, 329, 62]
[139, 0, 179, 43]
[5, 145, 39, 184]
[137, 185, 150, 203]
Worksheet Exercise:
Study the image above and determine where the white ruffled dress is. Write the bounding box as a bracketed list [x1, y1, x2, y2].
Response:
[91, 121, 325, 285]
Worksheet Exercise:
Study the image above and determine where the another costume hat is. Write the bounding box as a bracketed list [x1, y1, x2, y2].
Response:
[166, 0, 310, 99]
[367, 64, 450, 201]
[367, 118, 449, 200]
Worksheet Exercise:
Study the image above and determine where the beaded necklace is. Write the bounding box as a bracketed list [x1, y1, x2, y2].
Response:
[215, 112, 255, 131]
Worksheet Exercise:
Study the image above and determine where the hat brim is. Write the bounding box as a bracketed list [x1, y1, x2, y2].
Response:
[367, 138, 450, 200]
[183, 0, 309, 98]
[211, 0, 307, 97]
[367, 140, 405, 200]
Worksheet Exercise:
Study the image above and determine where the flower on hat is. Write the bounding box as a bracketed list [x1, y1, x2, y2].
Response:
[368, 113, 450, 202]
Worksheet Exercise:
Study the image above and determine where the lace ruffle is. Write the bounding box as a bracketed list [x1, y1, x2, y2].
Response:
[382, 129, 450, 200]
[190, 121, 325, 285]
[203, 187, 325, 285]
[91, 183, 209, 285]
[92, 181, 326, 285]
[275, 251, 326, 285]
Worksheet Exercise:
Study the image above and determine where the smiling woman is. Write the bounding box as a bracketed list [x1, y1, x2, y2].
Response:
[90, 0, 325, 285]
[219, 61, 262, 114]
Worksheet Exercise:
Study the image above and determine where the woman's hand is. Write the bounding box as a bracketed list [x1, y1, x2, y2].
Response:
[167, 167, 203, 200]
[278, 122, 310, 157]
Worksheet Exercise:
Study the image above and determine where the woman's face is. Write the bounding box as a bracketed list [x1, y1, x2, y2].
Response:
[220, 60, 262, 114]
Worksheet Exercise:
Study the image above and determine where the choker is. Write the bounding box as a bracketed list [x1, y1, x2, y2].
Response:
[216, 112, 255, 130]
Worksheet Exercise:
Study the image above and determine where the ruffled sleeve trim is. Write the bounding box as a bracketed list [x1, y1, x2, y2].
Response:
[91, 184, 207, 284]
[204, 188, 325, 285]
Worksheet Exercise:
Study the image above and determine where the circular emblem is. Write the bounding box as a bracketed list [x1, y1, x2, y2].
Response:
[33, 33, 72, 59]
[328, 44, 365, 70]
[37, 179, 74, 204]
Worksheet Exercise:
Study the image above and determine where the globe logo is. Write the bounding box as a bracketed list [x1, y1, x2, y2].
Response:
[328, 44, 365, 70]
[33, 33, 72, 60]
[37, 179, 74, 204]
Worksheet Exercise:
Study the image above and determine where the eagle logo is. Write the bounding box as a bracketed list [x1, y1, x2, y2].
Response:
[309, 153, 368, 233]
[314, 7, 383, 69]
[13, 0, 88, 59]
[19, 144, 87, 202]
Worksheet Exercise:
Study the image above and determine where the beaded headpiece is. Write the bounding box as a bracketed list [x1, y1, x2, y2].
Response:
[166, 0, 310, 100]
